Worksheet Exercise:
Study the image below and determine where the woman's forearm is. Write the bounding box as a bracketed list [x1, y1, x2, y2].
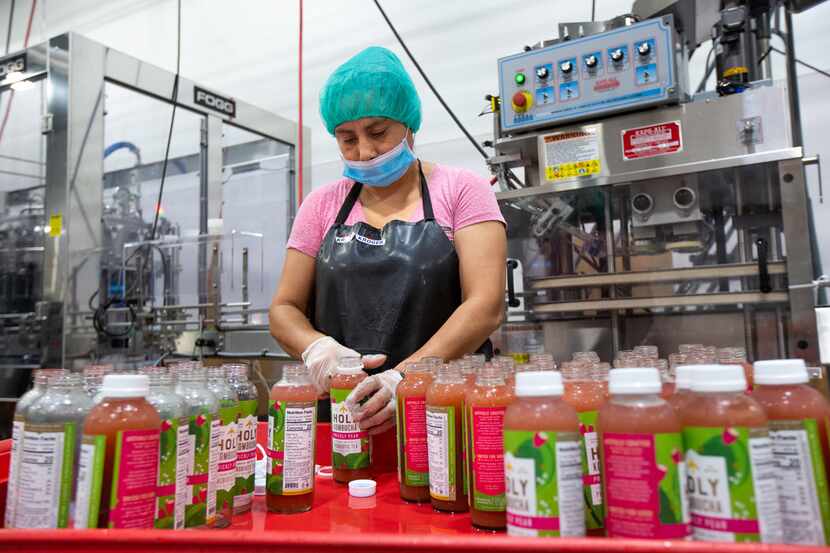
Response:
[269, 303, 325, 359]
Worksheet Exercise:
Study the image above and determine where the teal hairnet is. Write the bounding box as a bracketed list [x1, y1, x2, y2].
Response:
[319, 46, 421, 135]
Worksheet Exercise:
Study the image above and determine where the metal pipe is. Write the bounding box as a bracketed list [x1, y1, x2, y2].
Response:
[734, 169, 756, 358]
[784, 8, 804, 147]
[603, 189, 620, 353]
[242, 247, 249, 325]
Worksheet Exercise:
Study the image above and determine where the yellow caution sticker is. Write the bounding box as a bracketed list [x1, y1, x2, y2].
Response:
[723, 66, 748, 78]
[49, 214, 62, 237]
[541, 127, 602, 182]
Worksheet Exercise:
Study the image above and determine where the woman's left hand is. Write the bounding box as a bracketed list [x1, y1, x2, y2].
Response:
[344, 369, 403, 435]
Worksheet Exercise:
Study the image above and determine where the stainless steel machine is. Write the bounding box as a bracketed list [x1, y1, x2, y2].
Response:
[489, 0, 824, 362]
[0, 33, 308, 404]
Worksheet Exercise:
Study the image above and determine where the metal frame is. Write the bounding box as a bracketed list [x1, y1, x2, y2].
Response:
[0, 33, 309, 367]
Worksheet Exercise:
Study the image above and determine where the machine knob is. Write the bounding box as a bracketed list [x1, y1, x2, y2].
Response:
[511, 91, 532, 113]
[560, 60, 573, 74]
[536, 66, 549, 80]
[637, 42, 652, 57]
[585, 54, 598, 68]
[610, 48, 625, 63]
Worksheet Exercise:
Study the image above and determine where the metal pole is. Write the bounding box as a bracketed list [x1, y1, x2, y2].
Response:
[784, 8, 803, 148]
[603, 190, 620, 354]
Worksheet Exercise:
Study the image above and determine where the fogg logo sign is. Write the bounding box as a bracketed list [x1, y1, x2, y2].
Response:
[0, 54, 26, 80]
[194, 86, 236, 118]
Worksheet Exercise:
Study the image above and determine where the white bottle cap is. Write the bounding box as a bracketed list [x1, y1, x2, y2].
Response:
[608, 368, 662, 395]
[689, 364, 746, 393]
[100, 374, 149, 398]
[348, 479, 376, 498]
[753, 359, 809, 385]
[515, 371, 564, 397]
[675, 365, 697, 391]
[337, 356, 365, 375]
[816, 307, 830, 364]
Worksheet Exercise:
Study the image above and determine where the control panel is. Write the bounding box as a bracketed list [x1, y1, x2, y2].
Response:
[498, 16, 683, 133]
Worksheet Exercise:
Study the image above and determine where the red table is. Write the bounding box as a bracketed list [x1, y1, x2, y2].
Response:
[0, 423, 825, 553]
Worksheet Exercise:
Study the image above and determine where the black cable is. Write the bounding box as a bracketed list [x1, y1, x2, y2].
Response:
[769, 45, 830, 80]
[591, 0, 596, 23]
[4, 0, 15, 54]
[696, 39, 717, 93]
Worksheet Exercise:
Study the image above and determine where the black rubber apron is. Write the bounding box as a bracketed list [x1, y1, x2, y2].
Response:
[312, 161, 491, 420]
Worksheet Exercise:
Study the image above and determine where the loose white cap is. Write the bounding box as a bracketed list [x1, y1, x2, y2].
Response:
[753, 359, 809, 385]
[675, 365, 697, 391]
[515, 371, 564, 397]
[689, 364, 746, 393]
[101, 374, 149, 398]
[348, 479, 376, 498]
[609, 368, 662, 395]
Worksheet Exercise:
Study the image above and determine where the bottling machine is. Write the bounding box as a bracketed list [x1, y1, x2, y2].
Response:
[489, 0, 825, 362]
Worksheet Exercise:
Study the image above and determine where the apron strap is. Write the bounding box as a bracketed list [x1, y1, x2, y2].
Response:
[418, 160, 436, 221]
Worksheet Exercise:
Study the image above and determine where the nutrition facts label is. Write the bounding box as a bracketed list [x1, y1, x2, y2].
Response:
[5, 419, 22, 528]
[16, 423, 74, 528]
[282, 404, 316, 494]
[206, 419, 220, 522]
[175, 419, 190, 529]
[748, 436, 783, 544]
[770, 421, 828, 545]
[426, 406, 454, 501]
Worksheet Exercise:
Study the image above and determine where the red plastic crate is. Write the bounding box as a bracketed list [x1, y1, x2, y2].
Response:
[0, 423, 825, 553]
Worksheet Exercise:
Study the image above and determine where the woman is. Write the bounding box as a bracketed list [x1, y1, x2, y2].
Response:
[269, 46, 506, 436]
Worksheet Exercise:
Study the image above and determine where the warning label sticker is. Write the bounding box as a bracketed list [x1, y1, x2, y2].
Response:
[541, 127, 601, 182]
[622, 121, 682, 160]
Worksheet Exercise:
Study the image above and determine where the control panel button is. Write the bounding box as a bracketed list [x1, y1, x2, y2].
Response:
[585, 54, 598, 68]
[637, 42, 651, 57]
[514, 72, 526, 85]
[610, 48, 625, 63]
[535, 66, 549, 80]
[560, 60, 573, 74]
[511, 91, 532, 113]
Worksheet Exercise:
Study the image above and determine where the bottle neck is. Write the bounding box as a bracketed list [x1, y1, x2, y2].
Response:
[610, 393, 663, 406]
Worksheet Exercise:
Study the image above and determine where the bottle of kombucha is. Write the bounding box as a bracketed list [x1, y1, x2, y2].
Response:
[74, 374, 161, 529]
[396, 362, 432, 503]
[719, 347, 754, 391]
[753, 359, 830, 545]
[467, 362, 514, 530]
[504, 371, 584, 537]
[562, 360, 607, 535]
[426, 362, 468, 512]
[330, 356, 371, 483]
[667, 365, 697, 415]
[227, 363, 258, 515]
[206, 366, 238, 527]
[680, 364, 782, 543]
[267, 363, 317, 514]
[598, 368, 689, 539]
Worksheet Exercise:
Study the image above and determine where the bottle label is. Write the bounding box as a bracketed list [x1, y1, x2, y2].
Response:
[15, 422, 76, 528]
[108, 428, 160, 528]
[504, 430, 584, 537]
[215, 404, 238, 514]
[470, 406, 506, 512]
[5, 417, 23, 528]
[603, 432, 690, 539]
[154, 417, 188, 529]
[234, 399, 258, 512]
[184, 411, 213, 527]
[461, 401, 469, 497]
[267, 399, 317, 495]
[400, 396, 429, 487]
[330, 387, 369, 469]
[75, 435, 106, 528]
[207, 417, 220, 523]
[426, 405, 457, 501]
[768, 419, 830, 545]
[577, 410, 604, 530]
[684, 426, 782, 543]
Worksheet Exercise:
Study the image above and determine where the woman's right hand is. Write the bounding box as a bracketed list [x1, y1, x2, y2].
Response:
[301, 336, 386, 396]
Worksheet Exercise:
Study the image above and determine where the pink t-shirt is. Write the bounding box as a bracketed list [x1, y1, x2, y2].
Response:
[286, 164, 506, 258]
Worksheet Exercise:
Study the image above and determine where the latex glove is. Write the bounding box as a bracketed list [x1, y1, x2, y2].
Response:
[344, 369, 403, 436]
[301, 336, 386, 396]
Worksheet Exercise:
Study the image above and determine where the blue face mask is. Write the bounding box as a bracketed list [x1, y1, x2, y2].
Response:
[342, 134, 416, 187]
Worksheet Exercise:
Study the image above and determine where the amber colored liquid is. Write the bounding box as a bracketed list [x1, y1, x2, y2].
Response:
[82, 397, 161, 528]
[679, 390, 767, 429]
[504, 396, 580, 435]
[667, 389, 695, 414]
[330, 371, 372, 484]
[396, 371, 432, 503]
[661, 382, 675, 399]
[467, 381, 515, 530]
[267, 381, 318, 514]
[722, 359, 754, 391]
[426, 380, 468, 512]
[753, 383, 830, 484]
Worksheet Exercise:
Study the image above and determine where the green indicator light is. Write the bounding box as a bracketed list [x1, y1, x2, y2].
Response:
[515, 73, 526, 85]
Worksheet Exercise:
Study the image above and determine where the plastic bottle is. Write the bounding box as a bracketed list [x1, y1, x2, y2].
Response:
[226, 363, 259, 515]
[680, 364, 782, 543]
[753, 359, 830, 545]
[561, 360, 606, 535]
[529, 353, 557, 371]
[467, 362, 514, 530]
[141, 366, 189, 529]
[4, 368, 63, 529]
[421, 356, 444, 379]
[657, 359, 675, 398]
[719, 347, 753, 392]
[598, 368, 689, 539]
[14, 373, 92, 528]
[267, 363, 317, 514]
[667, 365, 696, 415]
[74, 374, 161, 529]
[497, 356, 516, 390]
[426, 362, 468, 512]
[330, 356, 371, 483]
[207, 366, 239, 527]
[175, 366, 220, 528]
[82, 365, 108, 400]
[504, 371, 584, 537]
[395, 361, 432, 503]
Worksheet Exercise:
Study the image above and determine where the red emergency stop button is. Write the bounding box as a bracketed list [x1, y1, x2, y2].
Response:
[512, 91, 532, 113]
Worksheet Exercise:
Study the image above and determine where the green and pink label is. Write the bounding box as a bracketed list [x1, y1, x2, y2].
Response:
[577, 411, 604, 530]
[185, 411, 214, 527]
[234, 399, 258, 512]
[267, 399, 316, 495]
[470, 406, 506, 511]
[154, 416, 189, 529]
[684, 426, 782, 543]
[215, 404, 238, 514]
[398, 396, 429, 487]
[330, 388, 369, 470]
[426, 405, 459, 501]
[602, 432, 689, 539]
